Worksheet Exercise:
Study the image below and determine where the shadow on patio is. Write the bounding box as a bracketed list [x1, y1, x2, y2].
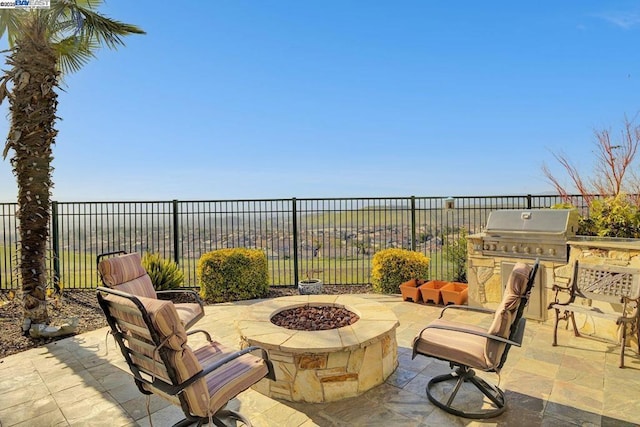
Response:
[0, 294, 639, 426]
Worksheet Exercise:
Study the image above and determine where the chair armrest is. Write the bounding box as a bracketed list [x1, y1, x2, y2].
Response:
[551, 283, 571, 292]
[616, 294, 639, 324]
[156, 289, 204, 306]
[439, 305, 496, 318]
[621, 294, 640, 304]
[186, 329, 212, 342]
[421, 323, 523, 347]
[548, 283, 574, 308]
[199, 346, 268, 376]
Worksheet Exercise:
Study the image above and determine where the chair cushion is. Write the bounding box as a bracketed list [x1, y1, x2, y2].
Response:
[174, 302, 204, 329]
[491, 262, 532, 321]
[136, 345, 210, 413]
[414, 319, 492, 370]
[168, 346, 210, 414]
[99, 252, 147, 284]
[103, 293, 188, 351]
[486, 262, 531, 364]
[192, 341, 269, 417]
[99, 253, 157, 299]
[113, 276, 157, 299]
[138, 340, 268, 419]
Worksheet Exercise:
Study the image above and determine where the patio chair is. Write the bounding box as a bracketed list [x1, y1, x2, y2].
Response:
[411, 259, 539, 419]
[97, 251, 204, 330]
[97, 286, 275, 426]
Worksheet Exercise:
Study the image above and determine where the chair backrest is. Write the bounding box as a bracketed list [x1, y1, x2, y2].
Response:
[572, 260, 640, 302]
[485, 259, 539, 369]
[97, 287, 211, 416]
[98, 252, 157, 299]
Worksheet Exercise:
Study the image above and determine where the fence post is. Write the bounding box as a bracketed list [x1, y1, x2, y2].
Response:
[292, 198, 299, 286]
[527, 194, 532, 209]
[410, 196, 416, 251]
[172, 200, 179, 265]
[51, 201, 61, 292]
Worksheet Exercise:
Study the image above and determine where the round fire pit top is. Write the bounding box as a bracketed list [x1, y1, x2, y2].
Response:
[237, 295, 399, 353]
[271, 305, 360, 330]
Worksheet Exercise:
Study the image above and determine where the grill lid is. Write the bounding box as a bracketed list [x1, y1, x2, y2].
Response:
[485, 209, 579, 237]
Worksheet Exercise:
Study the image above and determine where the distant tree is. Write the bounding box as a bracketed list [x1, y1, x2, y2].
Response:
[354, 238, 371, 255]
[312, 238, 322, 257]
[417, 231, 432, 243]
[0, 1, 144, 329]
[542, 115, 640, 207]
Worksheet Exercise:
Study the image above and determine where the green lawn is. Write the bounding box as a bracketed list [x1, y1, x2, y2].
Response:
[1, 244, 459, 290]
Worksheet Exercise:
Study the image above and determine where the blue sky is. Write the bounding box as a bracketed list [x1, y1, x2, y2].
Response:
[1, 1, 639, 202]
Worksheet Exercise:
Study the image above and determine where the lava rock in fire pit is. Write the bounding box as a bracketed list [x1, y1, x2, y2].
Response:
[271, 305, 359, 331]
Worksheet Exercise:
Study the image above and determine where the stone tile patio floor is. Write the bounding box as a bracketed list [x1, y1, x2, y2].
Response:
[1, 294, 639, 426]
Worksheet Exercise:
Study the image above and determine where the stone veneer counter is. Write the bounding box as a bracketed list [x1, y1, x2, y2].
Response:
[237, 295, 399, 403]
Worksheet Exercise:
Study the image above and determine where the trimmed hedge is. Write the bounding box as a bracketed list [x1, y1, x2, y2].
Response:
[371, 248, 430, 294]
[198, 248, 269, 302]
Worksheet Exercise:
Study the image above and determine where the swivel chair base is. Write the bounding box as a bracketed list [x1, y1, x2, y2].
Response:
[426, 366, 506, 419]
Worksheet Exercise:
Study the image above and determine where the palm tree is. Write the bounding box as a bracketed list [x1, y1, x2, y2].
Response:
[0, 1, 144, 330]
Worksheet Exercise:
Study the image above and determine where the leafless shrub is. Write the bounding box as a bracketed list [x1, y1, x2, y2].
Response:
[542, 114, 640, 207]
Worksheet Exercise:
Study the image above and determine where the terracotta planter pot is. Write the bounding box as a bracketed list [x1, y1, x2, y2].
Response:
[399, 279, 424, 302]
[440, 282, 468, 305]
[420, 280, 448, 305]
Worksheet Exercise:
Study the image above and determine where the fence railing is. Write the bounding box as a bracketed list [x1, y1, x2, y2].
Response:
[0, 194, 590, 290]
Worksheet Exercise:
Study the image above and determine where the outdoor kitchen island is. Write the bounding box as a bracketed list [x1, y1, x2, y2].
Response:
[467, 209, 580, 321]
[237, 295, 399, 403]
[469, 209, 640, 352]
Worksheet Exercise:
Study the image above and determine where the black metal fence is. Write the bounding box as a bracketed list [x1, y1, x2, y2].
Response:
[0, 194, 589, 290]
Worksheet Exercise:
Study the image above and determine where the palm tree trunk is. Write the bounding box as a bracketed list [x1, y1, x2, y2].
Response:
[6, 20, 59, 327]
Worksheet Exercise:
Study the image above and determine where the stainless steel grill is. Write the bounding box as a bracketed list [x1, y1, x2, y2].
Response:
[481, 209, 579, 262]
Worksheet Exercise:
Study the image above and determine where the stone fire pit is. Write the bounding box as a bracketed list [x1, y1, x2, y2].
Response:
[237, 295, 399, 403]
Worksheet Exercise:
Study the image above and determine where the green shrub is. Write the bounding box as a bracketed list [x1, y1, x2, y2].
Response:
[197, 248, 269, 302]
[552, 197, 640, 238]
[371, 248, 430, 294]
[586, 195, 640, 238]
[141, 252, 184, 291]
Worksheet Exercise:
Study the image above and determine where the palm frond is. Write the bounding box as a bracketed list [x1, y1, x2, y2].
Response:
[51, 0, 145, 49]
[1, 1, 144, 77]
[53, 36, 97, 74]
[41, 0, 145, 76]
[0, 9, 29, 48]
[75, 12, 146, 49]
